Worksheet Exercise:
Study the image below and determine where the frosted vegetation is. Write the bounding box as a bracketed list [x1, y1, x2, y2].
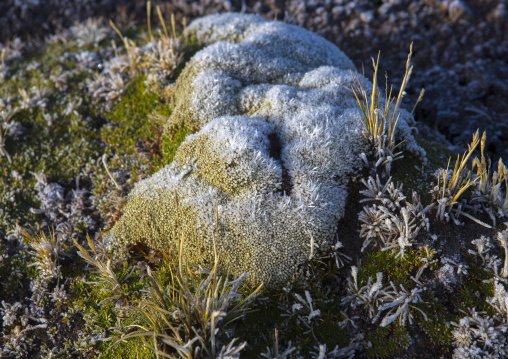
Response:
[0, 8, 508, 359]
[107, 13, 423, 288]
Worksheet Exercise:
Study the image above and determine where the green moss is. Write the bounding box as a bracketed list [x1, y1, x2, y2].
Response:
[156, 125, 191, 170]
[418, 289, 454, 345]
[457, 260, 496, 315]
[417, 136, 455, 172]
[68, 259, 148, 358]
[366, 325, 410, 358]
[99, 74, 166, 155]
[359, 249, 421, 288]
[99, 341, 156, 359]
[96, 73, 193, 173]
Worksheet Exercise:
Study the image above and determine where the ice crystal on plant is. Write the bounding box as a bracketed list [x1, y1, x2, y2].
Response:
[495, 228, 508, 277]
[342, 266, 427, 327]
[69, 18, 109, 48]
[377, 282, 426, 327]
[1, 301, 22, 328]
[341, 266, 385, 321]
[452, 308, 508, 359]
[311, 342, 360, 359]
[284, 290, 321, 327]
[358, 176, 429, 257]
[452, 277, 508, 358]
[470, 235, 493, 265]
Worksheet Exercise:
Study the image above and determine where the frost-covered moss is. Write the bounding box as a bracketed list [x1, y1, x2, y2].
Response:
[107, 13, 423, 288]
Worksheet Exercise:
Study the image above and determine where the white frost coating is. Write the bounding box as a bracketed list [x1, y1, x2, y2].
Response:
[108, 13, 423, 287]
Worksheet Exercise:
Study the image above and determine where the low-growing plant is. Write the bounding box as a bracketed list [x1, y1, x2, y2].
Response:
[349, 43, 424, 177]
[358, 175, 430, 258]
[471, 132, 508, 226]
[430, 130, 483, 225]
[73, 235, 129, 305]
[23, 228, 61, 281]
[114, 203, 262, 358]
[259, 329, 297, 359]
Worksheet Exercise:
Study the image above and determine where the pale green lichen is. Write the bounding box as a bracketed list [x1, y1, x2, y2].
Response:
[107, 13, 423, 287]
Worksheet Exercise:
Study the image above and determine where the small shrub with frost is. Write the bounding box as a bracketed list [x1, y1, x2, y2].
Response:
[310, 341, 361, 359]
[260, 329, 297, 359]
[1, 301, 22, 328]
[452, 307, 508, 359]
[376, 282, 427, 327]
[358, 175, 430, 258]
[341, 266, 385, 321]
[23, 229, 61, 281]
[429, 130, 481, 225]
[469, 235, 494, 266]
[470, 227, 508, 279]
[70, 18, 110, 48]
[451, 274, 508, 358]
[281, 290, 321, 336]
[471, 132, 508, 226]
[342, 266, 427, 328]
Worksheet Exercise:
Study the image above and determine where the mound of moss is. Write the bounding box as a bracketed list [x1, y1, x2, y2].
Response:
[106, 13, 423, 288]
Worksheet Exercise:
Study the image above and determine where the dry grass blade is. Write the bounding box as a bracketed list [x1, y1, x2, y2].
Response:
[72, 235, 128, 303]
[109, 19, 140, 71]
[473, 131, 489, 191]
[147, 1, 154, 43]
[23, 228, 61, 280]
[349, 43, 423, 160]
[114, 194, 261, 358]
[0, 128, 11, 164]
[387, 43, 413, 144]
[1, 48, 6, 68]
[442, 130, 480, 205]
[471, 132, 508, 225]
[370, 52, 381, 136]
[411, 88, 425, 117]
[0, 106, 18, 164]
[349, 57, 383, 142]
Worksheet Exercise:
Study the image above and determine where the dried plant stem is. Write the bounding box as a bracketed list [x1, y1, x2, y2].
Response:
[102, 154, 121, 190]
[349, 43, 423, 154]
[440, 130, 480, 205]
[147, 1, 154, 43]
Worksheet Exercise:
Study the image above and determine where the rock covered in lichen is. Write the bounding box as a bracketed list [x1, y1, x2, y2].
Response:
[106, 13, 422, 287]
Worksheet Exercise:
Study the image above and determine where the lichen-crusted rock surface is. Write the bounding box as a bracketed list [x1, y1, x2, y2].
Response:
[106, 13, 422, 287]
